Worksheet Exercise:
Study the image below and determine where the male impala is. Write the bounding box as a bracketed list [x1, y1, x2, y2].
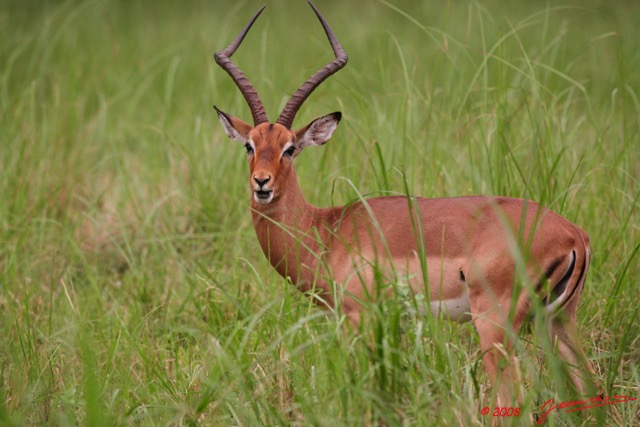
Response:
[213, 1, 595, 404]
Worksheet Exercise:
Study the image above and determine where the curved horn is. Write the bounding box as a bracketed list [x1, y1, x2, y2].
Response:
[214, 6, 269, 126]
[276, 0, 348, 129]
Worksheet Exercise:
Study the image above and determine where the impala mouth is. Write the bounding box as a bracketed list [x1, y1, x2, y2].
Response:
[254, 189, 273, 204]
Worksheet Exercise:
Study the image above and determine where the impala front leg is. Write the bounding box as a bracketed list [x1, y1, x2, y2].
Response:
[472, 312, 520, 406]
[469, 289, 528, 407]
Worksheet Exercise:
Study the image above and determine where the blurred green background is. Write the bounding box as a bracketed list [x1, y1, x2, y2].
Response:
[1, 0, 638, 425]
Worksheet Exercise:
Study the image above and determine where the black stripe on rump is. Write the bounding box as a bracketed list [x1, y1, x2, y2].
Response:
[541, 250, 576, 306]
[560, 249, 586, 310]
[536, 256, 565, 293]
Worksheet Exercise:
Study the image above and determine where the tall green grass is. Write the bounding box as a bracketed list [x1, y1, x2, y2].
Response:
[1, 0, 638, 425]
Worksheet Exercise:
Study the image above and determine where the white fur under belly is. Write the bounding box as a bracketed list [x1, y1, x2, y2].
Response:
[429, 294, 472, 322]
[338, 253, 473, 322]
[393, 255, 472, 322]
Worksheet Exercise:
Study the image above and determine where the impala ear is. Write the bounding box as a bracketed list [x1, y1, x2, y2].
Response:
[295, 112, 341, 150]
[214, 106, 252, 142]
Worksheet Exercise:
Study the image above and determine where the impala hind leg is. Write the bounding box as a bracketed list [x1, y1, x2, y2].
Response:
[548, 304, 596, 394]
[546, 245, 596, 394]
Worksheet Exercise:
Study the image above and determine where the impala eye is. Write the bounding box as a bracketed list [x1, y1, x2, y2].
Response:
[244, 143, 254, 155]
[283, 146, 296, 157]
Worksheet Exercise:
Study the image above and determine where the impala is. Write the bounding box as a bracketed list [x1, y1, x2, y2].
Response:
[212, 1, 595, 404]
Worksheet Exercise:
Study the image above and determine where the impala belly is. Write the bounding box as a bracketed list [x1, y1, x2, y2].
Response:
[429, 293, 471, 322]
[339, 250, 472, 322]
[416, 256, 472, 322]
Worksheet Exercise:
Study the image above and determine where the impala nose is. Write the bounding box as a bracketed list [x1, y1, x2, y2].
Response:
[253, 175, 271, 188]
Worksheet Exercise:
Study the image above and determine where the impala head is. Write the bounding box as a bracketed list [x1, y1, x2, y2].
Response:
[213, 1, 347, 205]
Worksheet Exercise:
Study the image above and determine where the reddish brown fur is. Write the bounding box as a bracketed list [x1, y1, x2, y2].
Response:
[213, 0, 596, 409]
[217, 118, 596, 405]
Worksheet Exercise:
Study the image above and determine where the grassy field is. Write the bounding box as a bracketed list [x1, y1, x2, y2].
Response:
[1, 0, 639, 425]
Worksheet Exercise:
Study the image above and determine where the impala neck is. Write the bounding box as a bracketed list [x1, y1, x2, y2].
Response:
[250, 169, 330, 290]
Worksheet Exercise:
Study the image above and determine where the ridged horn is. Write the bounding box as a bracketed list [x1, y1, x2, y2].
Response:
[276, 0, 348, 129]
[214, 6, 269, 125]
